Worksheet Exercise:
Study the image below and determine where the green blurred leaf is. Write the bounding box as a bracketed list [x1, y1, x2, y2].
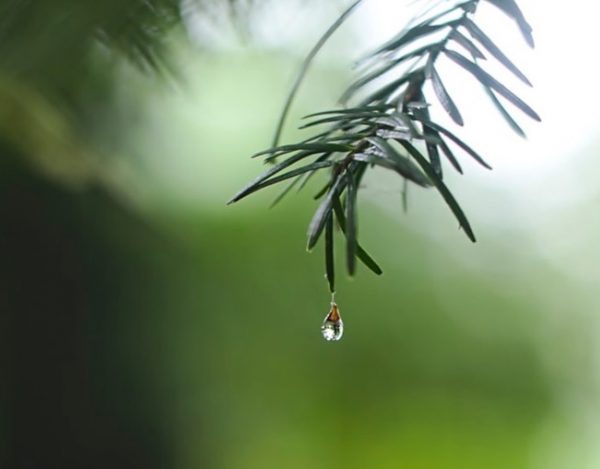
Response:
[0, 75, 95, 188]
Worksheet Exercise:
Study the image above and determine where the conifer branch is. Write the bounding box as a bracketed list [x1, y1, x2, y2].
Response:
[230, 0, 540, 292]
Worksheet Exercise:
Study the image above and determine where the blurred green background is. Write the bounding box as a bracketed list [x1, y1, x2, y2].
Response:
[1, 1, 599, 468]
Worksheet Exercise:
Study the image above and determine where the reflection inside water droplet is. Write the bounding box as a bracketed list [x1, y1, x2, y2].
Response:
[321, 302, 343, 341]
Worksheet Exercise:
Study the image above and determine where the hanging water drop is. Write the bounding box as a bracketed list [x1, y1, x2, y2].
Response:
[321, 302, 343, 341]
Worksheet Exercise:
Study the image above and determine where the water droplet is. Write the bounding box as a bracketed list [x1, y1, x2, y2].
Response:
[321, 302, 343, 341]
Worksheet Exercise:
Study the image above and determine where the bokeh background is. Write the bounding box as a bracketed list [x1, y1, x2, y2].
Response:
[2, 1, 600, 468]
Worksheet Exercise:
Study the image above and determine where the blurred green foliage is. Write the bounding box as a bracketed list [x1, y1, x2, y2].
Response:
[0, 1, 597, 468]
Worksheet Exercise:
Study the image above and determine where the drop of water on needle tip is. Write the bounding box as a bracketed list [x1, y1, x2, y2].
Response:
[321, 301, 343, 341]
